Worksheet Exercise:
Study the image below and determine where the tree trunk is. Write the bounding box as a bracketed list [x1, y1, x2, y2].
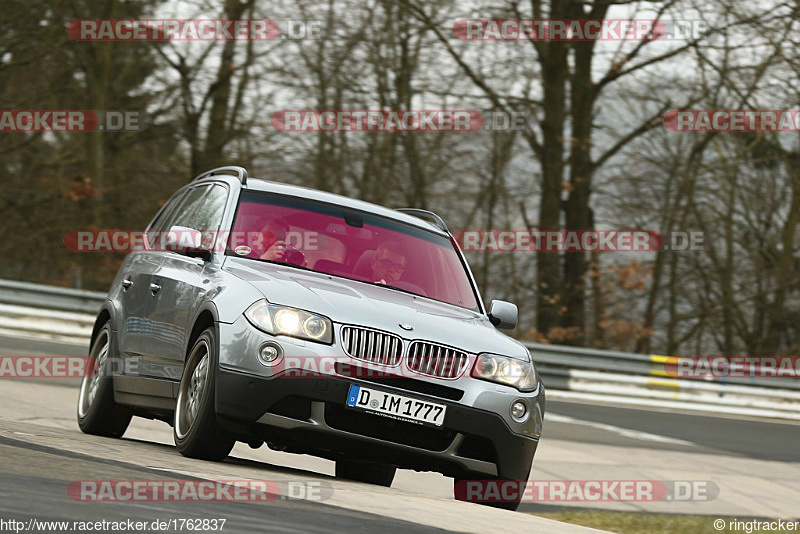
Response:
[535, 28, 569, 338]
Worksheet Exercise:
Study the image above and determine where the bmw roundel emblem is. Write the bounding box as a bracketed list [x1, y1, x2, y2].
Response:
[399, 323, 413, 331]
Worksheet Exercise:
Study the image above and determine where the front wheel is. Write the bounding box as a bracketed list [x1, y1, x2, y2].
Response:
[77, 322, 132, 437]
[335, 459, 396, 487]
[454, 474, 523, 511]
[174, 328, 235, 461]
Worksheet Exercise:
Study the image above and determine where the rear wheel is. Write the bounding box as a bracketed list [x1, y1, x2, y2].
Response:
[77, 322, 132, 437]
[335, 459, 396, 487]
[174, 328, 235, 461]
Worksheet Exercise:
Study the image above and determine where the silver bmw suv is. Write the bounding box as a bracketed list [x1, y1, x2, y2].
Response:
[77, 166, 545, 510]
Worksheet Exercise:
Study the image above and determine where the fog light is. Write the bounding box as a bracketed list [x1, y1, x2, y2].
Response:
[258, 342, 282, 365]
[511, 401, 527, 420]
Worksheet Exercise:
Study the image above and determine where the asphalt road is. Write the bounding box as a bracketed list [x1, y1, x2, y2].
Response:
[0, 436, 451, 534]
[545, 400, 800, 463]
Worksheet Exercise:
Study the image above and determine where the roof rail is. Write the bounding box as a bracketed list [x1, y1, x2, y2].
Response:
[395, 208, 449, 233]
[193, 166, 248, 186]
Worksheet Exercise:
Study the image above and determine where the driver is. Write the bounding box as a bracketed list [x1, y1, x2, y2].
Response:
[257, 218, 290, 261]
[255, 218, 307, 266]
[371, 241, 407, 285]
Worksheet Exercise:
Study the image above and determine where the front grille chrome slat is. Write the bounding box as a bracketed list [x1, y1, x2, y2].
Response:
[432, 345, 442, 376]
[407, 341, 468, 379]
[341, 326, 403, 366]
[436, 346, 445, 376]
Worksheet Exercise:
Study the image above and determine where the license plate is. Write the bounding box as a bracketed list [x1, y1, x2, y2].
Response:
[345, 384, 447, 427]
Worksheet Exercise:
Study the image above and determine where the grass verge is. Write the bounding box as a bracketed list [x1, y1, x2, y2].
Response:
[534, 510, 742, 533]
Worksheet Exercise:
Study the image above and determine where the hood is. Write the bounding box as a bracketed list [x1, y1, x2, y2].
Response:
[224, 257, 530, 360]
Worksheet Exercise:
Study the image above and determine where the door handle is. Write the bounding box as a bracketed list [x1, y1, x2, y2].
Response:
[122, 278, 133, 290]
[149, 283, 161, 294]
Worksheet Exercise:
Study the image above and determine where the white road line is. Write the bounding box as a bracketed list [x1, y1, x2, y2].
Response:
[546, 412, 696, 446]
[547, 390, 800, 421]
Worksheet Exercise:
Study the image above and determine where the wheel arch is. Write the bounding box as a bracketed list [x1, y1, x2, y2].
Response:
[185, 304, 221, 364]
[90, 302, 118, 347]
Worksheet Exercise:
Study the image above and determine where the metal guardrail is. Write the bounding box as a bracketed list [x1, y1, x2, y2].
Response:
[0, 279, 106, 314]
[527, 342, 800, 420]
[0, 278, 797, 419]
[527, 342, 800, 391]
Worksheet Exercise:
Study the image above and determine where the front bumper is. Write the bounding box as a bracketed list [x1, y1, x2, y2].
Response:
[214, 315, 544, 480]
[216, 367, 540, 480]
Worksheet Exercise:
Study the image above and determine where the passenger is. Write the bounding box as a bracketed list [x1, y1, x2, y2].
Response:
[371, 241, 407, 285]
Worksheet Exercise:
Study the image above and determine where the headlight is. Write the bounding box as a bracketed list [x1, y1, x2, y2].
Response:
[244, 300, 333, 344]
[471, 353, 537, 392]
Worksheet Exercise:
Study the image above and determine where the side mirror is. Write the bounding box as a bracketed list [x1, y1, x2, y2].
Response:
[166, 225, 212, 261]
[488, 300, 518, 330]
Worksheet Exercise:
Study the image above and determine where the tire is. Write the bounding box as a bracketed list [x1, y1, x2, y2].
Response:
[77, 322, 132, 437]
[454, 474, 523, 511]
[174, 327, 235, 461]
[335, 459, 396, 487]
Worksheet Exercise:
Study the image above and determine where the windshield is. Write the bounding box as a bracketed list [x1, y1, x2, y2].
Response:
[227, 192, 480, 311]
